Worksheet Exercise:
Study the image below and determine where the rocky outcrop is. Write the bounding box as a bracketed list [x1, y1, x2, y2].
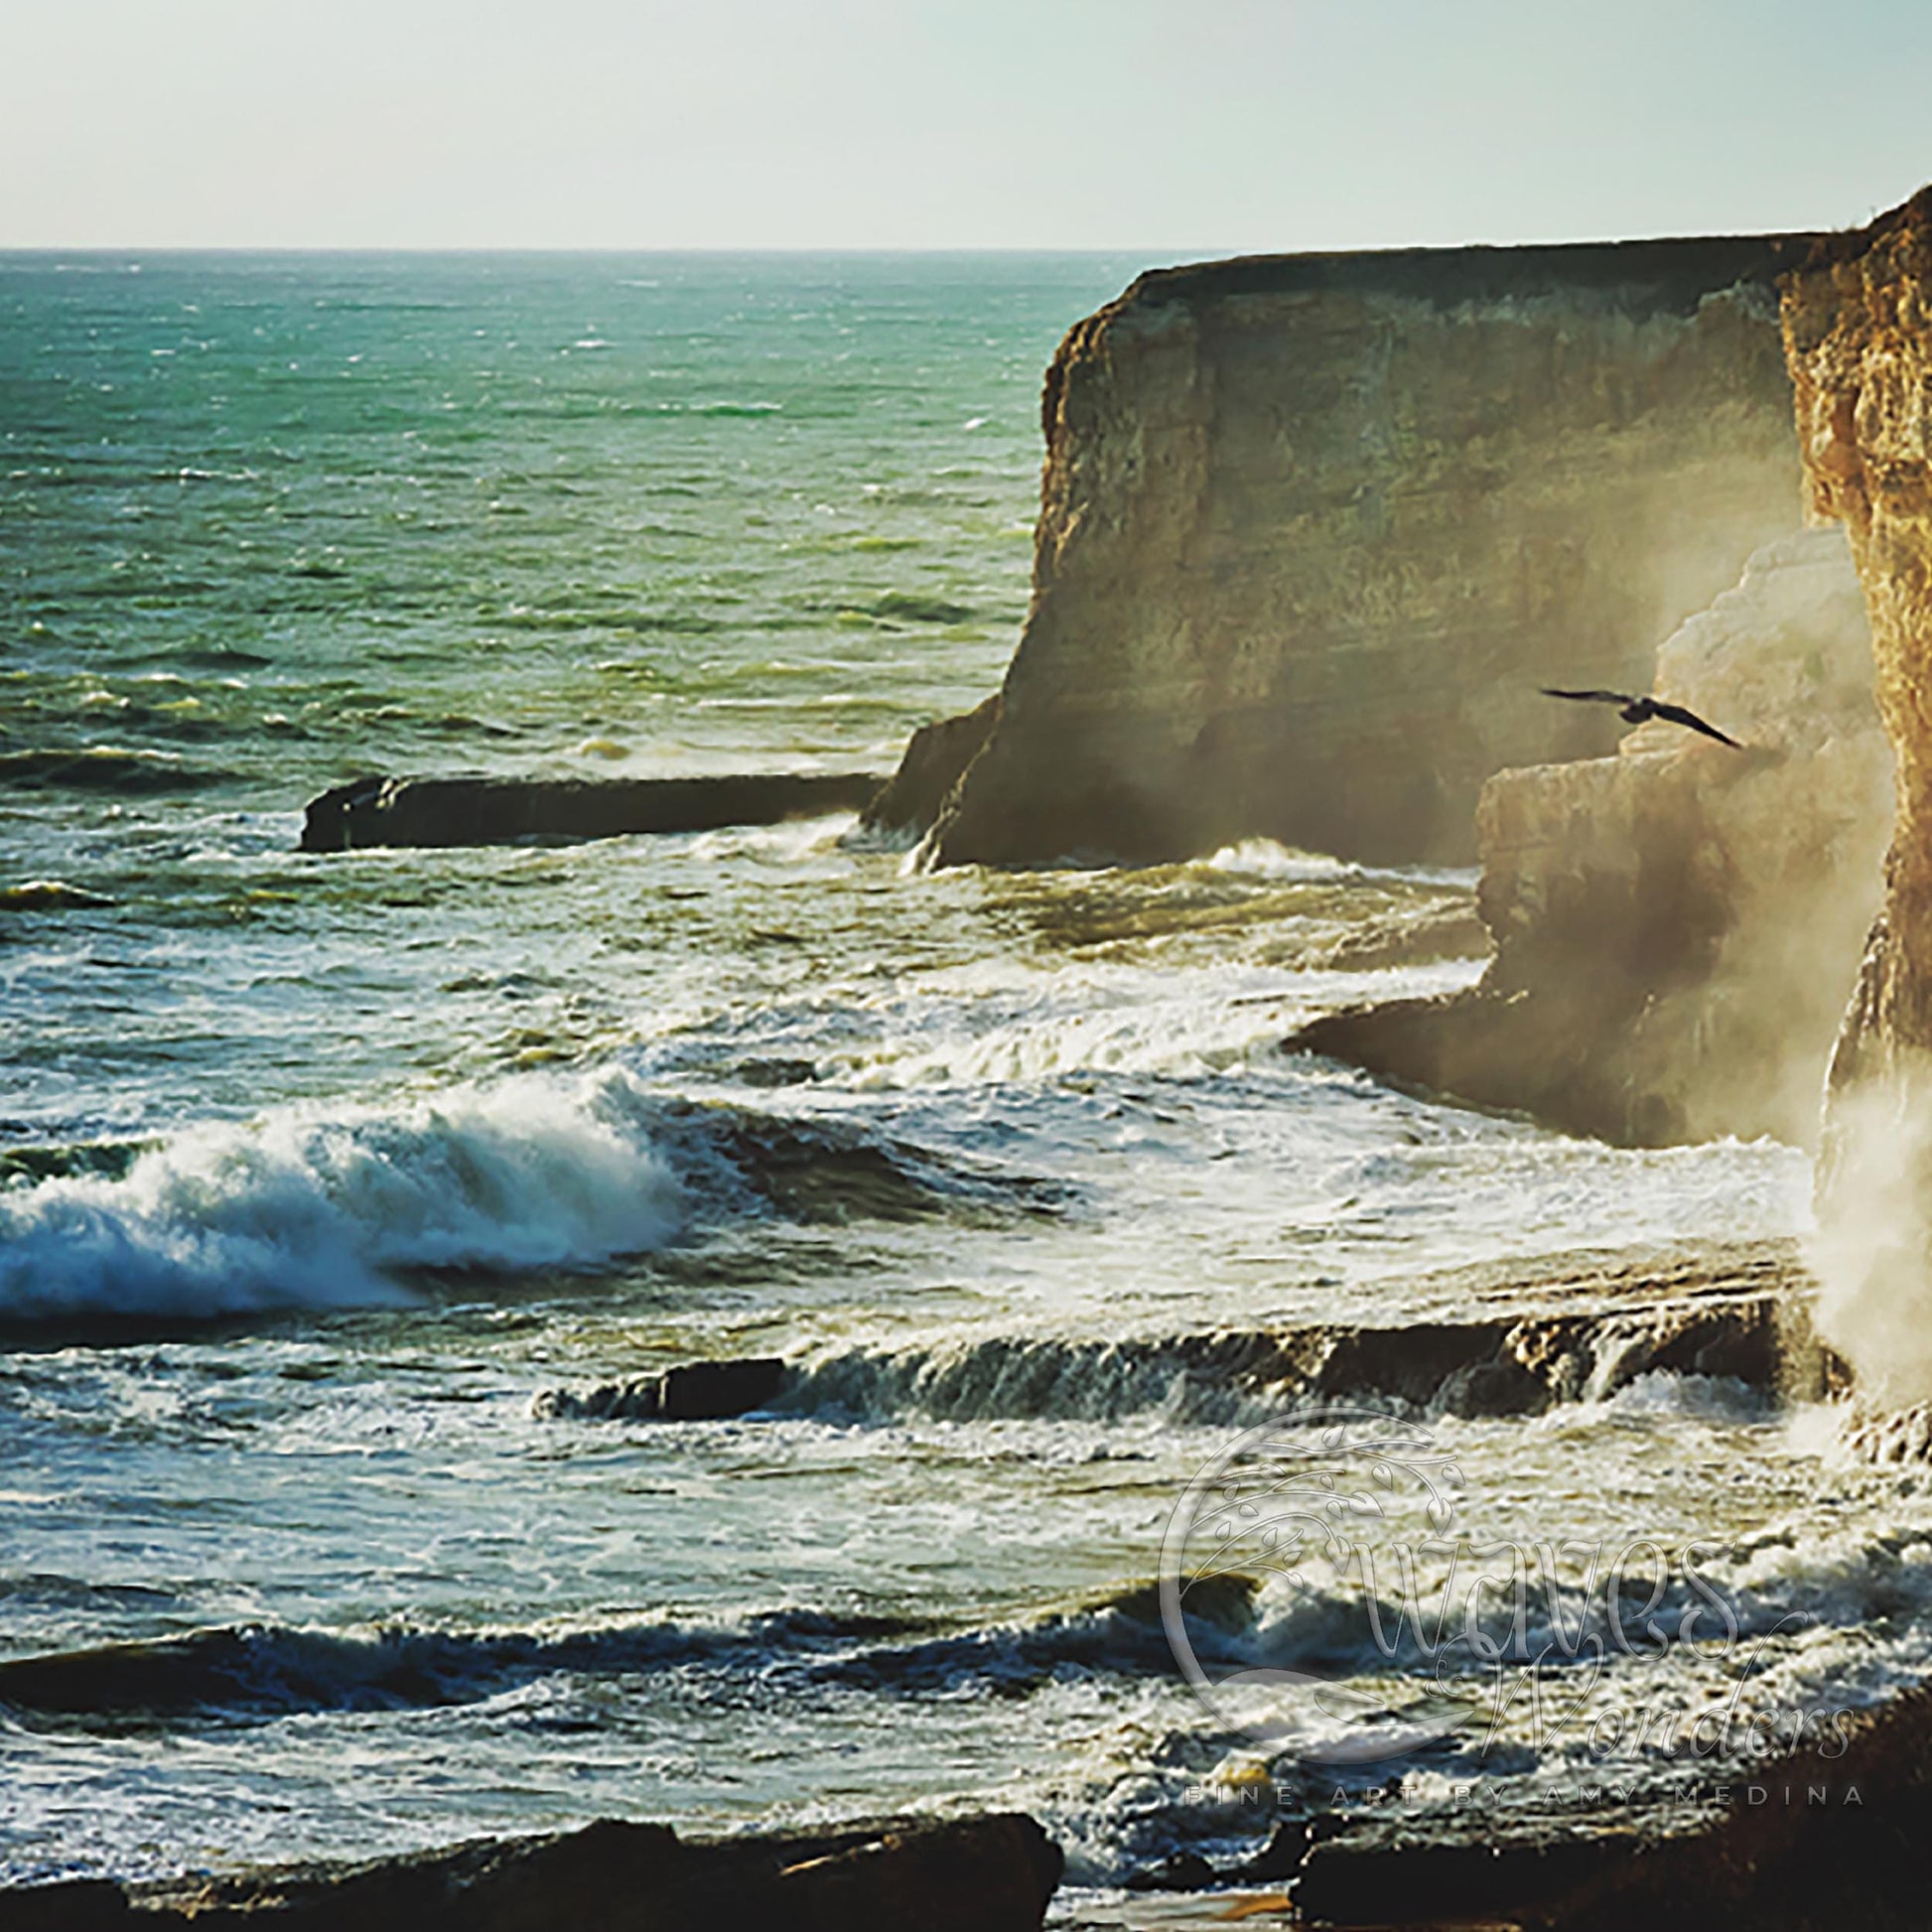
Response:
[300, 771, 886, 853]
[1289, 1692, 1932, 1931]
[1782, 189, 1932, 1406]
[532, 1355, 786, 1422]
[531, 1245, 1842, 1428]
[922, 234, 1819, 871]
[1291, 529, 1889, 1146]
[1838, 1397, 1932, 1463]
[862, 693, 1001, 838]
[1125, 1678, 1932, 1929]
[5, 1814, 1062, 1932]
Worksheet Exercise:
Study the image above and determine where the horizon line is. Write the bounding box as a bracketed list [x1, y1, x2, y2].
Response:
[0, 221, 1841, 263]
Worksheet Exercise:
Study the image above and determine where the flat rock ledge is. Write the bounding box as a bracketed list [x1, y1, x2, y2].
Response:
[8, 1813, 1061, 1932]
[300, 771, 888, 853]
[535, 1245, 1843, 1426]
[534, 1355, 788, 1422]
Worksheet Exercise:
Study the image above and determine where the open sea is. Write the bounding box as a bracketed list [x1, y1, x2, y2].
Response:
[2, 252, 1925, 1912]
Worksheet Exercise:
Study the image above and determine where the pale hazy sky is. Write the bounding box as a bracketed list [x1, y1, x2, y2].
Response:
[5, 0, 1928, 251]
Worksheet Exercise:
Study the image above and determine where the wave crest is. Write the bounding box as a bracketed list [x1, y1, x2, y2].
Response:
[0, 1068, 686, 1322]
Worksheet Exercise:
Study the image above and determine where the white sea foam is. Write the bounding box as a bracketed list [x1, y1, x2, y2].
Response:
[776, 1332, 1257, 1427]
[1201, 838, 1481, 892]
[824, 958, 1479, 1091]
[685, 811, 858, 867]
[0, 1067, 685, 1320]
[1202, 838, 1360, 883]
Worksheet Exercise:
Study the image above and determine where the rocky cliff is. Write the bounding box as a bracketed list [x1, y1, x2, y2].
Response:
[903, 236, 1817, 869]
[1291, 528, 1889, 1147]
[1782, 189, 1932, 1403]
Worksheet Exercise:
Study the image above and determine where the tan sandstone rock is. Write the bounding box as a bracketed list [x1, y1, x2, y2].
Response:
[919, 236, 1816, 870]
[1783, 187, 1932, 1406]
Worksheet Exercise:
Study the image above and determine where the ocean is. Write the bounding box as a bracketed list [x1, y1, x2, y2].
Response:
[1, 253, 1919, 1910]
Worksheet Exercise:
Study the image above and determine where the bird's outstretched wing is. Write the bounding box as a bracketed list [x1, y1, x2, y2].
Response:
[1649, 700, 1742, 749]
[1541, 687, 1636, 705]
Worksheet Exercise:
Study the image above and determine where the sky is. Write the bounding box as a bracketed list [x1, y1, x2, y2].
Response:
[4, 0, 1929, 251]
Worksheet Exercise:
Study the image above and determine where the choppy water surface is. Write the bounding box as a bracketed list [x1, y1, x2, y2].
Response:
[1, 255, 1917, 1904]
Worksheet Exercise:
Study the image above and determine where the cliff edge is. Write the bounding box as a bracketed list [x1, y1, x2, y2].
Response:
[909, 235, 1816, 869]
[1783, 188, 1932, 1405]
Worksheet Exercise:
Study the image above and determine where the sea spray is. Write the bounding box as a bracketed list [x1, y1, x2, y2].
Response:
[1808, 1081, 1932, 1406]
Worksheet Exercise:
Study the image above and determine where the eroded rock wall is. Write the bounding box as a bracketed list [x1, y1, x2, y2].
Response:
[1783, 188, 1932, 1403]
[923, 236, 1816, 870]
[1292, 530, 1889, 1147]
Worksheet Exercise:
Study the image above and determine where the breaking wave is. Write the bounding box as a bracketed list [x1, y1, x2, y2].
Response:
[0, 747, 236, 793]
[0, 1584, 1214, 1725]
[0, 1068, 686, 1322]
[1201, 839, 1480, 892]
[9, 1527, 1921, 1737]
[533, 1302, 1793, 1430]
[0, 1068, 1061, 1325]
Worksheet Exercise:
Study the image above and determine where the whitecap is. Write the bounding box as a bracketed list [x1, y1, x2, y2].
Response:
[0, 1067, 686, 1321]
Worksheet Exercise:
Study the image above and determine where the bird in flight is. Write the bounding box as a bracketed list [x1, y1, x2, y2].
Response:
[1540, 688, 1743, 749]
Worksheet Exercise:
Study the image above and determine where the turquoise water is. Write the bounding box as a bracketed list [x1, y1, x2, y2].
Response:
[2, 253, 1134, 1139]
[0, 254, 1890, 1904]
[5, 251, 1075, 775]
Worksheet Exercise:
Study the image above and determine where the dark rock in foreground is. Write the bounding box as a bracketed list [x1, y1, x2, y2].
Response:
[5, 1878, 132, 1930]
[1289, 1681, 1932, 1930]
[1294, 1817, 1652, 1927]
[9, 1813, 1061, 1932]
[1123, 1850, 1217, 1892]
[300, 771, 888, 853]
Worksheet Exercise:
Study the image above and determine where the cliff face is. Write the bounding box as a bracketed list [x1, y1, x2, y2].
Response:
[915, 236, 1816, 870]
[1291, 530, 1887, 1145]
[1782, 189, 1932, 1403]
